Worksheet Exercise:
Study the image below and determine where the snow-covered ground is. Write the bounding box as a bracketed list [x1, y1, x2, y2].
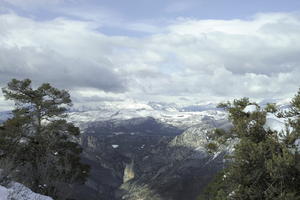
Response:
[243, 105, 288, 135]
[242, 105, 300, 151]
[0, 182, 52, 200]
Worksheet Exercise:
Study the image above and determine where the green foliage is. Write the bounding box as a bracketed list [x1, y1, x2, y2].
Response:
[206, 142, 218, 153]
[205, 129, 230, 153]
[204, 92, 300, 199]
[265, 103, 278, 113]
[0, 79, 89, 199]
[197, 171, 230, 200]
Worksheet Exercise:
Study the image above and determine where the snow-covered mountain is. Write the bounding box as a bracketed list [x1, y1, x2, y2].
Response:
[1, 99, 290, 130]
[69, 101, 227, 129]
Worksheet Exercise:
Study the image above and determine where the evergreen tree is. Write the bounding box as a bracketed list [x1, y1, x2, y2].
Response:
[203, 94, 300, 199]
[0, 79, 89, 199]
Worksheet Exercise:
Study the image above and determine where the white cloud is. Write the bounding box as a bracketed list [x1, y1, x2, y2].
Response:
[0, 13, 126, 92]
[1, 12, 300, 107]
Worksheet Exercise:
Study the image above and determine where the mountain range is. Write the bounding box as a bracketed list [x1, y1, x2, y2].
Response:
[0, 100, 289, 200]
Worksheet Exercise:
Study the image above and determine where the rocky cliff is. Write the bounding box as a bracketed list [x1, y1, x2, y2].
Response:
[123, 160, 135, 183]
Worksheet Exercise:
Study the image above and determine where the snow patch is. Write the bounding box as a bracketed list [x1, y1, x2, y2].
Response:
[247, 120, 257, 130]
[263, 113, 286, 134]
[243, 105, 257, 113]
[295, 139, 300, 151]
[0, 183, 53, 200]
[0, 186, 9, 200]
[19, 137, 28, 144]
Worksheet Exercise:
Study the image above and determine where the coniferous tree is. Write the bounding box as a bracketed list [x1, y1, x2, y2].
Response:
[0, 79, 89, 199]
[203, 94, 300, 200]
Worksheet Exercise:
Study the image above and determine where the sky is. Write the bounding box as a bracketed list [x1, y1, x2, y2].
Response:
[1, 0, 300, 110]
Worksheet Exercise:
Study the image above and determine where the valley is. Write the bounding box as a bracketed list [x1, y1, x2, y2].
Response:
[67, 102, 230, 200]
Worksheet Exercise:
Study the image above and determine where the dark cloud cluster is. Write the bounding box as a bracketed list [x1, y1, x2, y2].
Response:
[0, 14, 127, 93]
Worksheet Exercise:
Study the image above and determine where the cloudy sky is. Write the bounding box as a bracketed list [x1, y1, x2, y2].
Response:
[1, 0, 300, 109]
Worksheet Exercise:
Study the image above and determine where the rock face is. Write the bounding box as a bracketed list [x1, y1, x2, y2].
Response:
[72, 114, 230, 200]
[119, 119, 230, 200]
[123, 160, 135, 183]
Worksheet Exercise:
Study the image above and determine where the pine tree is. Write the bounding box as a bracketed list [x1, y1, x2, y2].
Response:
[0, 79, 89, 199]
[204, 94, 300, 199]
